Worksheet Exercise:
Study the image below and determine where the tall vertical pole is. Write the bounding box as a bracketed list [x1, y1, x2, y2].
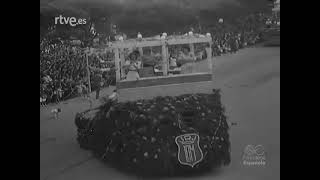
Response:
[165, 45, 169, 73]
[138, 47, 143, 56]
[189, 43, 195, 57]
[114, 48, 121, 82]
[86, 50, 91, 93]
[188, 43, 195, 73]
[119, 48, 125, 79]
[138, 47, 144, 68]
[161, 43, 168, 76]
[206, 42, 213, 74]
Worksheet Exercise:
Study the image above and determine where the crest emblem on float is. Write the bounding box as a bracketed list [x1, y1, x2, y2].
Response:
[175, 133, 203, 167]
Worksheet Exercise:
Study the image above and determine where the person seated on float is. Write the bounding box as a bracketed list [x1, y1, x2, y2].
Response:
[169, 55, 177, 70]
[177, 47, 196, 74]
[195, 49, 207, 61]
[135, 55, 142, 69]
[177, 47, 195, 63]
[124, 52, 141, 81]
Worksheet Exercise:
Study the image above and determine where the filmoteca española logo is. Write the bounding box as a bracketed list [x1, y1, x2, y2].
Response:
[175, 133, 203, 168]
[242, 145, 266, 166]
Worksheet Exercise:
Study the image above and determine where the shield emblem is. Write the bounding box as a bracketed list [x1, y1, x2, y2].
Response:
[175, 133, 204, 168]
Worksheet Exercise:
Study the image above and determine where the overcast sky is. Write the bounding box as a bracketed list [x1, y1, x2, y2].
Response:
[40, 0, 269, 12]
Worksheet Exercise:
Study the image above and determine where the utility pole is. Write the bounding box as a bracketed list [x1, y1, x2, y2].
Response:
[86, 49, 91, 93]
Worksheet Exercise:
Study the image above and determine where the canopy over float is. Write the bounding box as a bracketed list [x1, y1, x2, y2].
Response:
[107, 33, 214, 102]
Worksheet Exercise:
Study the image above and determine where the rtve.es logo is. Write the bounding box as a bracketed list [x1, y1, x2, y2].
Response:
[54, 15, 87, 27]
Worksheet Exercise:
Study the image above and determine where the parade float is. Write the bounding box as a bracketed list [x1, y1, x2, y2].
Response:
[75, 33, 231, 177]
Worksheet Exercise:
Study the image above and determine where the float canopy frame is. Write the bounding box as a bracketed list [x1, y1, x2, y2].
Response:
[107, 35, 213, 90]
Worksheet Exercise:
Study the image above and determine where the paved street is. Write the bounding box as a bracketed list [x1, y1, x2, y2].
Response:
[40, 47, 280, 180]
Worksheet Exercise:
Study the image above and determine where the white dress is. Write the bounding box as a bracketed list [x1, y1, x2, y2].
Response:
[126, 64, 140, 81]
[170, 58, 177, 67]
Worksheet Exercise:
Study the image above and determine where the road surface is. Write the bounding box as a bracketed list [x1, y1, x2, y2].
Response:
[40, 46, 280, 180]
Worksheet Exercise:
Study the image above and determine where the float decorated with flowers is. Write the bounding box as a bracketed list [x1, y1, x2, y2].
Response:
[75, 90, 230, 177]
[75, 34, 231, 177]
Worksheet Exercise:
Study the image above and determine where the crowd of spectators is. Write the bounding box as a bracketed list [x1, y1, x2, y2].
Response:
[211, 31, 261, 56]
[40, 39, 115, 105]
[209, 12, 279, 56]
